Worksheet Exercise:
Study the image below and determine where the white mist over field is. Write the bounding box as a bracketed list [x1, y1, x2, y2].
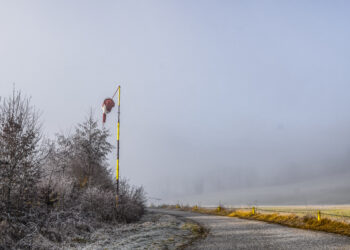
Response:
[1, 1, 350, 206]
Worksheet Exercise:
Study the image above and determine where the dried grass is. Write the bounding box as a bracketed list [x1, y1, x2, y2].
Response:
[167, 205, 350, 237]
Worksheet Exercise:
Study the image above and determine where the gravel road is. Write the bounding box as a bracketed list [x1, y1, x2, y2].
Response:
[61, 210, 200, 250]
[153, 209, 350, 250]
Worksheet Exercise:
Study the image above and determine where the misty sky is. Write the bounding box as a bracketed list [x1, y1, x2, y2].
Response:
[1, 0, 350, 205]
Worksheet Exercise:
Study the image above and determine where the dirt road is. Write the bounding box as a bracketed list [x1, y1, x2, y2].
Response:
[153, 209, 350, 250]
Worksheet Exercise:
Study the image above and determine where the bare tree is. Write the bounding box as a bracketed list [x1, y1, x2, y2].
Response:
[0, 89, 42, 215]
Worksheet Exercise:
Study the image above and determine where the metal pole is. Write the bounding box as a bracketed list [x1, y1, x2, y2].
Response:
[116, 85, 121, 195]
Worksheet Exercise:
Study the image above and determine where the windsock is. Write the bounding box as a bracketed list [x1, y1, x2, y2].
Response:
[102, 98, 115, 123]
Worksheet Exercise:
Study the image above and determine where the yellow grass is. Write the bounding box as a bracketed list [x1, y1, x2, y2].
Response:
[164, 205, 350, 237]
[182, 222, 206, 236]
[257, 206, 350, 217]
[229, 210, 350, 237]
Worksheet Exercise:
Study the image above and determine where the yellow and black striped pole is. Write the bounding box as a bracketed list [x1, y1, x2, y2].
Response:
[116, 85, 121, 195]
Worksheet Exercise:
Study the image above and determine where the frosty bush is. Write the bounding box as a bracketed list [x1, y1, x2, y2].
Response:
[116, 179, 146, 222]
[0, 89, 146, 249]
[0, 89, 42, 216]
[55, 113, 113, 189]
[81, 186, 116, 221]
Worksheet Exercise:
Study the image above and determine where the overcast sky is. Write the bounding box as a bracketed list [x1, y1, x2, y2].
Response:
[1, 0, 350, 205]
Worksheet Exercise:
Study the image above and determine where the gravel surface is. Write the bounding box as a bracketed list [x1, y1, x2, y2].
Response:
[153, 209, 350, 250]
[62, 211, 201, 250]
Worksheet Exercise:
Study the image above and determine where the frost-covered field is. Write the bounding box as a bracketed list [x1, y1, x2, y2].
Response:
[57, 211, 201, 250]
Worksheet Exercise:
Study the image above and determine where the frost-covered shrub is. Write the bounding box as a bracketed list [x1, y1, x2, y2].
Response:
[55, 114, 114, 189]
[80, 181, 146, 223]
[81, 187, 116, 221]
[0, 90, 146, 249]
[37, 174, 76, 210]
[116, 180, 146, 223]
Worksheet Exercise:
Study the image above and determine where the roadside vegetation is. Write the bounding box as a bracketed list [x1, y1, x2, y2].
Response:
[0, 89, 146, 249]
[162, 204, 350, 237]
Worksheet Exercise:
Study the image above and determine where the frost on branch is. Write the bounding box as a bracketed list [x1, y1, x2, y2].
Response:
[0, 90, 146, 249]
